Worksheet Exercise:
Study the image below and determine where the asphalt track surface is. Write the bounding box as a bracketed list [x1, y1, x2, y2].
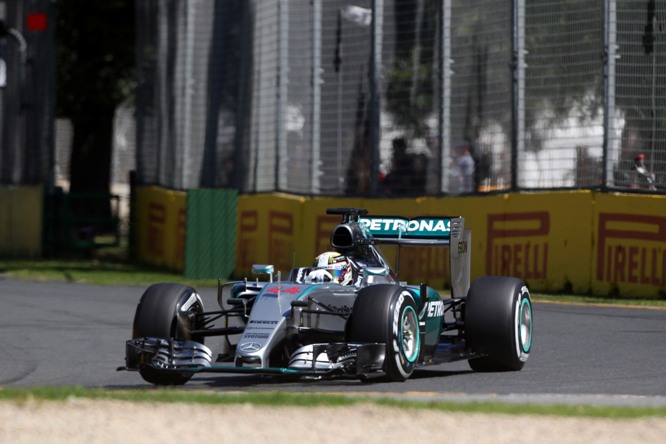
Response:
[1, 278, 665, 406]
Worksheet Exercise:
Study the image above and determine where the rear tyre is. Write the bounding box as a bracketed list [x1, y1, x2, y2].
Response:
[347, 284, 420, 381]
[465, 277, 532, 371]
[132, 283, 205, 385]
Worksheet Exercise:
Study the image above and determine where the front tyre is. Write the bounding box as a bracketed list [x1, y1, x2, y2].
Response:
[132, 283, 205, 385]
[465, 277, 532, 371]
[347, 284, 420, 381]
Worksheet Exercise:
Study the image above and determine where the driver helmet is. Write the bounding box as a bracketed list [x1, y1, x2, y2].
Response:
[307, 252, 353, 285]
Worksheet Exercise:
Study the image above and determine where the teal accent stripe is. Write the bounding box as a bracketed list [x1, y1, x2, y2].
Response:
[520, 298, 533, 353]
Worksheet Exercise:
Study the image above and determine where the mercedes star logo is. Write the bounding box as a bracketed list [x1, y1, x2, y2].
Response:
[239, 342, 262, 352]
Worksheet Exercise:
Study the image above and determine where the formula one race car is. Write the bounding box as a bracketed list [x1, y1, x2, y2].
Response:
[120, 208, 533, 385]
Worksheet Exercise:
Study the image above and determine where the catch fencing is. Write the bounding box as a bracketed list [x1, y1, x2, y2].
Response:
[133, 0, 665, 196]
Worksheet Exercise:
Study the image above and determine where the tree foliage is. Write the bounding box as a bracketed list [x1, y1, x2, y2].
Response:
[55, 0, 135, 194]
[385, 0, 438, 138]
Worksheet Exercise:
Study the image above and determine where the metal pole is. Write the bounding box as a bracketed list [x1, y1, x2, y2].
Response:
[438, 0, 451, 194]
[0, 13, 28, 184]
[510, 0, 525, 191]
[336, 10, 343, 192]
[311, 0, 321, 194]
[157, 1, 169, 186]
[650, 12, 657, 174]
[275, 0, 289, 191]
[602, 0, 616, 188]
[45, 1, 57, 193]
[182, 0, 196, 189]
[369, 0, 383, 196]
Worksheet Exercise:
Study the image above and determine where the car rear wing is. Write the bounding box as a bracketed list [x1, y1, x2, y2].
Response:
[327, 208, 471, 297]
[359, 215, 471, 298]
[358, 216, 462, 246]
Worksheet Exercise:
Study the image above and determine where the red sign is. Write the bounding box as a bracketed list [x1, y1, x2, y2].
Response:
[269, 211, 294, 272]
[147, 203, 166, 256]
[174, 207, 186, 265]
[398, 247, 448, 283]
[486, 212, 550, 280]
[596, 213, 666, 286]
[26, 13, 47, 32]
[238, 211, 259, 271]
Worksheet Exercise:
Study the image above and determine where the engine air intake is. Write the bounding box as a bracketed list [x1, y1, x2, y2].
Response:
[330, 225, 354, 249]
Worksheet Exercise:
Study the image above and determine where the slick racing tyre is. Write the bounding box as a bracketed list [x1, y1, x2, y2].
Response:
[465, 277, 532, 371]
[132, 283, 205, 385]
[347, 284, 420, 381]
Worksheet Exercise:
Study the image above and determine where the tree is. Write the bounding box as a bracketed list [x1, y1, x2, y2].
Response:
[55, 0, 135, 198]
[385, 0, 437, 138]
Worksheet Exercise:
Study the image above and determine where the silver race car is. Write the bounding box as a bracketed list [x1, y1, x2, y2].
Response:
[120, 208, 533, 385]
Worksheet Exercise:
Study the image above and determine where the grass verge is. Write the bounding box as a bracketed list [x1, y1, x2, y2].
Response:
[0, 387, 665, 419]
[0, 258, 212, 288]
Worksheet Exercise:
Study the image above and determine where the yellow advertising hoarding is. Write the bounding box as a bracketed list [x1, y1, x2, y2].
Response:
[420, 192, 593, 293]
[234, 192, 594, 293]
[592, 193, 666, 298]
[236, 194, 306, 276]
[135, 186, 187, 270]
[132, 187, 664, 298]
[0, 185, 43, 257]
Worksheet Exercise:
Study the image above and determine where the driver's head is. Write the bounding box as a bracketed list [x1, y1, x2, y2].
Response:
[307, 252, 353, 285]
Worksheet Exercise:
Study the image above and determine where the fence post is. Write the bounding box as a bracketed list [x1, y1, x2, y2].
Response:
[602, 0, 617, 189]
[511, 0, 525, 191]
[181, 0, 196, 189]
[438, 0, 452, 194]
[276, 0, 289, 191]
[369, 0, 383, 196]
[311, 0, 322, 194]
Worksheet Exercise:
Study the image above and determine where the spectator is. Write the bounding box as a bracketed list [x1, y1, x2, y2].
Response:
[633, 153, 656, 190]
[455, 141, 475, 193]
